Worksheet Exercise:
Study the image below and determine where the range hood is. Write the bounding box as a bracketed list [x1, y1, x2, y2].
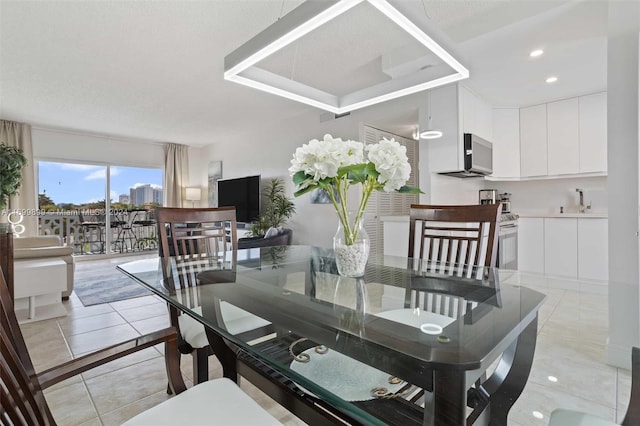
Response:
[437, 133, 493, 178]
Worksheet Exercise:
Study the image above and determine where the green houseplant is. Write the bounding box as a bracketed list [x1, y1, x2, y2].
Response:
[0, 143, 27, 211]
[248, 178, 296, 237]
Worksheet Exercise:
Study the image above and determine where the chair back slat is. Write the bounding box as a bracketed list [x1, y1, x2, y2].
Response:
[0, 266, 55, 425]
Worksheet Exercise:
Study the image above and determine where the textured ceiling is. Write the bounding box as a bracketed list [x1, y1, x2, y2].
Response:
[0, 0, 607, 146]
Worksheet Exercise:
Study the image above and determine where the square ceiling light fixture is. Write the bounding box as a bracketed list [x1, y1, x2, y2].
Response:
[224, 0, 469, 114]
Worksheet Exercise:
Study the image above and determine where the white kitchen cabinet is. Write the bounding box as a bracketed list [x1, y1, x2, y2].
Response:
[577, 218, 608, 281]
[492, 108, 520, 178]
[547, 98, 580, 175]
[382, 217, 409, 258]
[461, 85, 493, 141]
[579, 92, 607, 173]
[520, 104, 548, 177]
[544, 218, 578, 278]
[428, 84, 493, 174]
[428, 84, 461, 174]
[461, 86, 476, 135]
[518, 218, 545, 274]
[475, 97, 493, 142]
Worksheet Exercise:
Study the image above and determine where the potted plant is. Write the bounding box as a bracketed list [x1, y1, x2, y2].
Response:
[247, 178, 296, 238]
[0, 142, 27, 213]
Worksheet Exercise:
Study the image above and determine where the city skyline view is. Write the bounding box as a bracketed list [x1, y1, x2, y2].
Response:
[38, 161, 163, 206]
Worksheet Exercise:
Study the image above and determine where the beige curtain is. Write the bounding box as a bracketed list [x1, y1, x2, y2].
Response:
[163, 143, 189, 207]
[0, 121, 37, 236]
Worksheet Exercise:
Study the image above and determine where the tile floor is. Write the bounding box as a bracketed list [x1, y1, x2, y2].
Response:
[19, 256, 629, 425]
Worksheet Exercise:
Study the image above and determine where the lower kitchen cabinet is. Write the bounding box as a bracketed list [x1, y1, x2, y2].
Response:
[517, 218, 544, 274]
[518, 216, 608, 282]
[544, 218, 578, 278]
[578, 218, 608, 281]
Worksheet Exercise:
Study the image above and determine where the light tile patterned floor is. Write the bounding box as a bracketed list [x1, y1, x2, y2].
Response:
[19, 256, 630, 425]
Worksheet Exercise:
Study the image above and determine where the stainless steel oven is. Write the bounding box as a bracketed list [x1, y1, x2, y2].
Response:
[497, 215, 518, 270]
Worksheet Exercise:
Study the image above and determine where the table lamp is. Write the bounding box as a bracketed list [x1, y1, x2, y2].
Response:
[185, 187, 201, 208]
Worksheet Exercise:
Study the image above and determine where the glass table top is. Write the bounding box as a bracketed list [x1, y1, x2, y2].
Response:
[117, 245, 546, 425]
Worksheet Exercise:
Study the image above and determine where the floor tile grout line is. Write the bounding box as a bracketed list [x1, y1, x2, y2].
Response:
[97, 389, 170, 423]
[79, 375, 103, 426]
[58, 312, 130, 338]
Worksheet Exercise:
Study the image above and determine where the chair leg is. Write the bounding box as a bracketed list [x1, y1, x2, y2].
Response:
[192, 347, 209, 384]
[165, 338, 186, 395]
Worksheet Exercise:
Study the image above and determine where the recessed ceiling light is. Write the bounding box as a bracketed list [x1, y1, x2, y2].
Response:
[532, 411, 544, 420]
[548, 375, 558, 383]
[546, 76, 558, 83]
[530, 49, 544, 58]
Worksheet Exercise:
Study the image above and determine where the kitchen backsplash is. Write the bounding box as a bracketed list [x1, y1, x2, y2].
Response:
[422, 172, 607, 215]
[428, 174, 486, 205]
[483, 176, 607, 215]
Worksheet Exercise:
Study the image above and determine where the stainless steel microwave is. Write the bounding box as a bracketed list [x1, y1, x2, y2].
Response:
[438, 133, 493, 178]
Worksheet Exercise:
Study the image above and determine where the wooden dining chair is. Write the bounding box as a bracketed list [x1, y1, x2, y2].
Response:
[155, 206, 272, 384]
[407, 203, 501, 319]
[0, 265, 280, 425]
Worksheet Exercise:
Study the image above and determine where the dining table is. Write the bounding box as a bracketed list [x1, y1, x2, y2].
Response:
[117, 245, 545, 426]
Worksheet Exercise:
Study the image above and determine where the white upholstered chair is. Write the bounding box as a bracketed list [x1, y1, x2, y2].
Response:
[13, 235, 75, 299]
[548, 347, 640, 426]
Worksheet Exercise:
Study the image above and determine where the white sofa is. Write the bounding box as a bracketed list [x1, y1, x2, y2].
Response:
[13, 236, 75, 299]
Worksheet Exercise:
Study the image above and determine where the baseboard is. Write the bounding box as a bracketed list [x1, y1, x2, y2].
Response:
[513, 271, 608, 294]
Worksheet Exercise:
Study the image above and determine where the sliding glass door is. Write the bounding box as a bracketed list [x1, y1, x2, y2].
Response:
[37, 160, 162, 255]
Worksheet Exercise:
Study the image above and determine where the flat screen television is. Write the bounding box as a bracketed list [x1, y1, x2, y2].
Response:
[217, 175, 261, 223]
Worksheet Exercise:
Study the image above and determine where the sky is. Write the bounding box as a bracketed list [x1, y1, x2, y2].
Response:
[38, 162, 162, 206]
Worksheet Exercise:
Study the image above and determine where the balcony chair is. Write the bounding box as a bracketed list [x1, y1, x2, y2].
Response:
[548, 346, 640, 426]
[13, 235, 75, 299]
[0, 264, 280, 426]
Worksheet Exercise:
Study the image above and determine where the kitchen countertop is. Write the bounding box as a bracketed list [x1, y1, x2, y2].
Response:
[381, 212, 609, 221]
[515, 211, 608, 218]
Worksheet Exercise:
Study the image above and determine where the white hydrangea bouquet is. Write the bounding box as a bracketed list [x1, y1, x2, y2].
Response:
[289, 134, 421, 275]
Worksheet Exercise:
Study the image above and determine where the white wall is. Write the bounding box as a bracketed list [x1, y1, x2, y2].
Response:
[200, 94, 423, 248]
[605, 1, 640, 369]
[32, 127, 164, 167]
[31, 127, 207, 206]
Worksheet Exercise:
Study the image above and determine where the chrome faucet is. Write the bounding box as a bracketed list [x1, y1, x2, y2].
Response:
[576, 188, 591, 213]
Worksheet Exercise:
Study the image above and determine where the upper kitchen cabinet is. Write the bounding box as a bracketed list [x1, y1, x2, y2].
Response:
[579, 91, 607, 173]
[547, 97, 580, 175]
[460, 85, 493, 141]
[495, 91, 607, 180]
[520, 104, 548, 177]
[428, 84, 493, 174]
[492, 109, 520, 179]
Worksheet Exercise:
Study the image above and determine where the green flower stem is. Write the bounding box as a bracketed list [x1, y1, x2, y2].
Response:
[326, 175, 376, 246]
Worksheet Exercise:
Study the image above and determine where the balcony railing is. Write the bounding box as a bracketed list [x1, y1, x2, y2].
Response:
[38, 210, 158, 255]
